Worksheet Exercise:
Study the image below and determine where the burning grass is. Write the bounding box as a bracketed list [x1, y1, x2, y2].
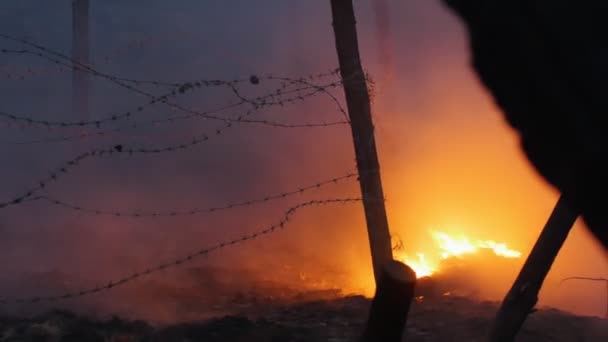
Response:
[393, 230, 522, 280]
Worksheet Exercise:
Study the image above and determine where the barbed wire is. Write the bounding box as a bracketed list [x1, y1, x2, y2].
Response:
[0, 46, 211, 132]
[0, 36, 345, 125]
[0, 38, 342, 103]
[0, 37, 353, 140]
[0, 197, 365, 304]
[266, 75, 348, 120]
[0, 78, 347, 144]
[0, 106, 260, 210]
[152, 70, 350, 127]
[0, 34, 341, 91]
[0, 148, 91, 210]
[0, 96, 354, 213]
[151, 71, 351, 128]
[0, 46, 339, 94]
[0, 38, 188, 91]
[33, 172, 358, 217]
[0, 77, 349, 147]
[0, 65, 348, 134]
[0, 72, 219, 128]
[559, 277, 608, 285]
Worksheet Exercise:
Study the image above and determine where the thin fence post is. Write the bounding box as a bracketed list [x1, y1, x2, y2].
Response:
[489, 195, 579, 341]
[329, 0, 393, 286]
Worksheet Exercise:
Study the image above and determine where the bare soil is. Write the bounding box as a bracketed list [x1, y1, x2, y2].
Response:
[0, 293, 605, 341]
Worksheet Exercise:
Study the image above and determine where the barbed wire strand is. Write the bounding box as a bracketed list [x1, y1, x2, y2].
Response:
[0, 41, 349, 141]
[267, 75, 348, 120]
[32, 173, 358, 217]
[559, 277, 608, 285]
[0, 73, 225, 128]
[0, 42, 346, 125]
[0, 41, 206, 96]
[0, 36, 341, 90]
[0, 68, 361, 208]
[0, 197, 365, 304]
[0, 107, 261, 210]
[0, 66, 347, 131]
[0, 79, 348, 145]
[1, 41, 352, 131]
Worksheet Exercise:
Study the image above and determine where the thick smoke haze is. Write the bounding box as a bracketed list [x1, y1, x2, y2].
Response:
[0, 0, 605, 322]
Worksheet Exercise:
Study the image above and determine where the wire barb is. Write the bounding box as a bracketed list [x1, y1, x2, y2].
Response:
[0, 197, 363, 305]
[34, 173, 358, 217]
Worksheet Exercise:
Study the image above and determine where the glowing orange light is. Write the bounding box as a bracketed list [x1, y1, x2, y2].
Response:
[394, 230, 521, 278]
[403, 253, 434, 278]
[433, 232, 477, 259]
[477, 240, 521, 258]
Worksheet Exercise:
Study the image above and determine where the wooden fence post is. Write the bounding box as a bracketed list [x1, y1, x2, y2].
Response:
[489, 195, 579, 341]
[360, 260, 416, 342]
[329, 0, 393, 286]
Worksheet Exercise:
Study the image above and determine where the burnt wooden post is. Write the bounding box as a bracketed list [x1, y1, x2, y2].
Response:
[329, 0, 393, 286]
[489, 195, 579, 341]
[361, 260, 416, 342]
[330, 4, 417, 340]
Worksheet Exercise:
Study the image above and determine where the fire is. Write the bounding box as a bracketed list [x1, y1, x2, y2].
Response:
[403, 253, 434, 278]
[395, 231, 522, 278]
[432, 231, 522, 259]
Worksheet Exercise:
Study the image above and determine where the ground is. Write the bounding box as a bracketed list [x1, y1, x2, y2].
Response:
[0, 293, 606, 341]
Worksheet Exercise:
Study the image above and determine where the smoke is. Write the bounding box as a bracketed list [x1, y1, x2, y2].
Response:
[371, 0, 394, 89]
[0, 0, 605, 322]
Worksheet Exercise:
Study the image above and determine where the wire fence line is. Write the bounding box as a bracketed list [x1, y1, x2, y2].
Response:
[0, 33, 202, 97]
[0, 105, 258, 210]
[29, 172, 358, 218]
[0, 36, 364, 134]
[0, 36, 352, 129]
[0, 70, 346, 130]
[0, 34, 347, 94]
[559, 277, 608, 285]
[0, 197, 367, 305]
[0, 65, 352, 210]
[0, 33, 368, 307]
[0, 80, 348, 147]
[0, 88, 352, 212]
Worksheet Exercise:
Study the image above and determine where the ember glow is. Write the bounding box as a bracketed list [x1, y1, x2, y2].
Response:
[403, 253, 435, 278]
[395, 231, 522, 278]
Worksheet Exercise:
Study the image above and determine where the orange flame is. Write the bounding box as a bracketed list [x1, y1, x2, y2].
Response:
[395, 231, 522, 278]
[403, 253, 434, 278]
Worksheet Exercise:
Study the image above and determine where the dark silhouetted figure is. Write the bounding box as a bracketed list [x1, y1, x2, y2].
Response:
[443, 0, 608, 249]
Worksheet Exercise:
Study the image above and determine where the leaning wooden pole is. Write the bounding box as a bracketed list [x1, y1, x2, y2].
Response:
[489, 195, 579, 342]
[72, 0, 90, 129]
[329, 0, 393, 285]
